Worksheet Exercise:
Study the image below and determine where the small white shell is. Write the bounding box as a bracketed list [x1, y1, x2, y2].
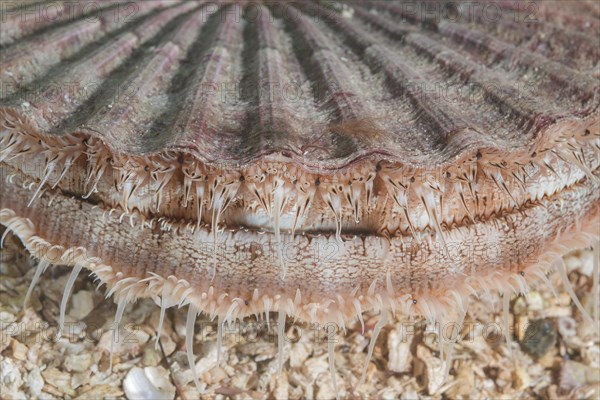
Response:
[123, 367, 176, 400]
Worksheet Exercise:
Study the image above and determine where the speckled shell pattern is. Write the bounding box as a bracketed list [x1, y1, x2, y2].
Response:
[1, 0, 598, 170]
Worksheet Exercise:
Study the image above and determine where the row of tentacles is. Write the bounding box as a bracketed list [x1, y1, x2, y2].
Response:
[1, 205, 598, 396]
[1, 117, 598, 246]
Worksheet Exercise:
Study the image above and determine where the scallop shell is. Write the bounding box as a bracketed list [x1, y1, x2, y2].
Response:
[1, 0, 599, 393]
[1, 1, 597, 165]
